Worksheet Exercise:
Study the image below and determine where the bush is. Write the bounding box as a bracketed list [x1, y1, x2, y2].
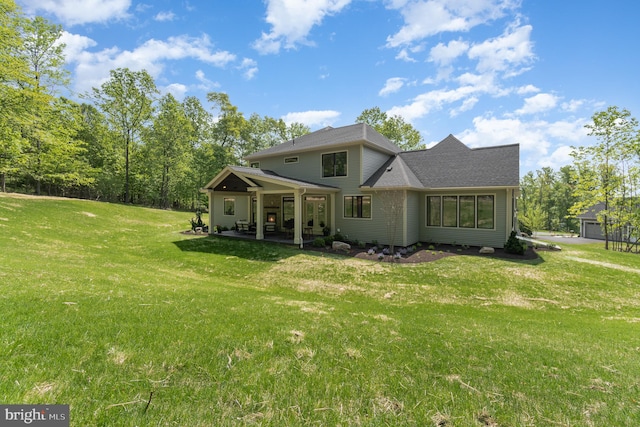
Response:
[313, 237, 326, 247]
[333, 232, 345, 242]
[504, 231, 526, 255]
[324, 236, 334, 246]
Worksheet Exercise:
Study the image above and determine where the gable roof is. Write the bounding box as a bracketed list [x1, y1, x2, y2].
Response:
[364, 134, 519, 189]
[203, 165, 339, 192]
[245, 123, 402, 160]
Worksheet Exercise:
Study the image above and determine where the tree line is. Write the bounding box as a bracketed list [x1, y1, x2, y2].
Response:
[521, 106, 640, 252]
[0, 0, 422, 209]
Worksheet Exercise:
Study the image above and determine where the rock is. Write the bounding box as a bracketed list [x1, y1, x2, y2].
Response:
[332, 241, 351, 251]
[479, 246, 495, 254]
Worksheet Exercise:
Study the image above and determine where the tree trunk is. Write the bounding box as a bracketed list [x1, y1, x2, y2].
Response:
[1, 172, 5, 192]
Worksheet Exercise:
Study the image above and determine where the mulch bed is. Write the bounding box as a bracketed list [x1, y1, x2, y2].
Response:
[304, 243, 541, 264]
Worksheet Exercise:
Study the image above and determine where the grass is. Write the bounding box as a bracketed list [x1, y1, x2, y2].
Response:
[1, 192, 640, 426]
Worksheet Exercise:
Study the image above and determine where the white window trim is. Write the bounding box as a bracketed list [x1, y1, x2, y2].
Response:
[284, 156, 299, 164]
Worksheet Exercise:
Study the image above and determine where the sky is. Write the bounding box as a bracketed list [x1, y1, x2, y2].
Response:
[15, 0, 640, 176]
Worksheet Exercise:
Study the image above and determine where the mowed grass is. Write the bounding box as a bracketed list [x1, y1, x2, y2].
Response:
[1, 193, 640, 426]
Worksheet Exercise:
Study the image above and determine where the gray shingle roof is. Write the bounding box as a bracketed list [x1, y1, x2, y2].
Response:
[245, 123, 402, 160]
[223, 166, 339, 190]
[365, 134, 519, 189]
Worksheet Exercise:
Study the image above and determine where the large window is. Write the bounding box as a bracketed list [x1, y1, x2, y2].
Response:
[442, 196, 458, 227]
[477, 195, 495, 229]
[344, 195, 371, 218]
[426, 195, 494, 229]
[223, 198, 235, 216]
[322, 151, 347, 177]
[427, 196, 441, 226]
[459, 196, 475, 228]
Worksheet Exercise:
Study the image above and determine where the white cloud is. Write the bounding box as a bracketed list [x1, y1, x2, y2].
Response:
[154, 11, 176, 22]
[515, 93, 559, 115]
[395, 48, 417, 62]
[281, 110, 341, 127]
[561, 99, 585, 112]
[386, 0, 515, 47]
[516, 84, 539, 95]
[456, 115, 590, 172]
[59, 31, 97, 62]
[163, 83, 188, 99]
[195, 70, 220, 91]
[253, 0, 352, 54]
[239, 58, 259, 80]
[379, 77, 406, 96]
[468, 23, 535, 76]
[20, 0, 131, 26]
[428, 39, 469, 66]
[64, 33, 236, 94]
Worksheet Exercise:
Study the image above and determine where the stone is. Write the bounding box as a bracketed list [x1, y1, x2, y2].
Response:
[479, 246, 495, 254]
[332, 241, 351, 251]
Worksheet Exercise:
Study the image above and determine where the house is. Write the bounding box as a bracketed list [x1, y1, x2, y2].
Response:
[577, 202, 606, 240]
[202, 123, 519, 248]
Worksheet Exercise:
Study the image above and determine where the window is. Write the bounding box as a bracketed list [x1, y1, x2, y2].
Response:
[442, 196, 458, 227]
[249, 162, 260, 168]
[426, 195, 495, 230]
[459, 196, 475, 228]
[322, 151, 347, 177]
[477, 195, 495, 229]
[282, 196, 294, 225]
[284, 156, 298, 164]
[223, 198, 235, 216]
[427, 196, 441, 226]
[344, 195, 371, 218]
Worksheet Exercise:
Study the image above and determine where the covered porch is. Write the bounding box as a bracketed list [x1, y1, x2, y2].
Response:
[202, 166, 339, 247]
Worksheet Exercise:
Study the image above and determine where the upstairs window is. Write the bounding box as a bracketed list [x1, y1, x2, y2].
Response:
[284, 156, 298, 164]
[322, 151, 347, 177]
[249, 162, 260, 168]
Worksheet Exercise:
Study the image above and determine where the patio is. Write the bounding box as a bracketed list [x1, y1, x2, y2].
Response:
[214, 229, 318, 246]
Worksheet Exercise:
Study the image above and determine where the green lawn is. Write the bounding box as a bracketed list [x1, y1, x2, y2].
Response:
[1, 193, 639, 426]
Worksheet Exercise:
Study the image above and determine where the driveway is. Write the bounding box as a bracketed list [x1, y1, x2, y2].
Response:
[531, 232, 600, 245]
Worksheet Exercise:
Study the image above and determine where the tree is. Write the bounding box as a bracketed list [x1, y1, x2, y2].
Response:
[571, 106, 639, 250]
[0, 0, 30, 191]
[356, 107, 423, 151]
[92, 68, 158, 203]
[16, 15, 73, 195]
[144, 93, 192, 208]
[375, 189, 405, 254]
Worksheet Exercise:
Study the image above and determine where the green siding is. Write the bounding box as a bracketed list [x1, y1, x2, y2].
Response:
[211, 193, 251, 229]
[362, 146, 392, 182]
[405, 191, 420, 246]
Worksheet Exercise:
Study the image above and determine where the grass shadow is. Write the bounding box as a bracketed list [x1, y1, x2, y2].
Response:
[173, 234, 302, 262]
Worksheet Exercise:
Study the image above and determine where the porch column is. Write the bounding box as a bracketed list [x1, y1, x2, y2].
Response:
[330, 193, 336, 235]
[207, 190, 214, 234]
[294, 190, 302, 246]
[256, 191, 264, 240]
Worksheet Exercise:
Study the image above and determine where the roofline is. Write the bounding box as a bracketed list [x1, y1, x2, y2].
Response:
[401, 142, 519, 155]
[361, 185, 520, 191]
[202, 166, 340, 192]
[245, 139, 399, 161]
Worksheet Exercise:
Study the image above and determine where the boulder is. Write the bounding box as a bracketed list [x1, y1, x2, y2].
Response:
[332, 241, 351, 251]
[479, 246, 495, 254]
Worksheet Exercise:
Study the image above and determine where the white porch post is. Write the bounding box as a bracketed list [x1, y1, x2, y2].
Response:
[294, 190, 302, 246]
[256, 191, 264, 240]
[208, 190, 214, 234]
[330, 193, 336, 235]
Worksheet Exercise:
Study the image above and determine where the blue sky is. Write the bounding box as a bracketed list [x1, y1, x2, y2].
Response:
[16, 0, 640, 175]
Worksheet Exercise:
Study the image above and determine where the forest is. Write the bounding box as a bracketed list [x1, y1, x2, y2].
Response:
[1, 0, 639, 251]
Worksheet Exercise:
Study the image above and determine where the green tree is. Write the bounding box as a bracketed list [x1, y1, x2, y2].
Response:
[92, 68, 158, 203]
[356, 107, 423, 151]
[0, 0, 30, 191]
[17, 15, 77, 195]
[571, 106, 638, 250]
[144, 93, 192, 208]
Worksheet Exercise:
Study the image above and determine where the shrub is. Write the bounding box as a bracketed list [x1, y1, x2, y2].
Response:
[324, 236, 334, 246]
[313, 237, 326, 247]
[333, 232, 345, 242]
[504, 231, 526, 255]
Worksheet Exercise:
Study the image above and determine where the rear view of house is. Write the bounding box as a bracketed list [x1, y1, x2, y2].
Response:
[203, 123, 519, 248]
